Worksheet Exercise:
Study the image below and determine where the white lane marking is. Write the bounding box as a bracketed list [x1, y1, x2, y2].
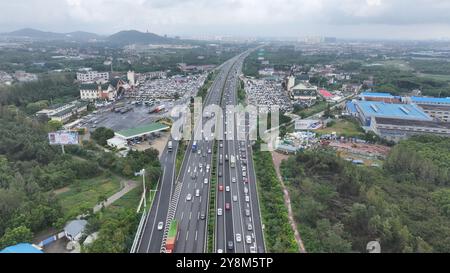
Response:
[181, 211, 184, 221]
[189, 212, 192, 220]
[195, 230, 198, 241]
[186, 231, 189, 241]
[198, 212, 200, 220]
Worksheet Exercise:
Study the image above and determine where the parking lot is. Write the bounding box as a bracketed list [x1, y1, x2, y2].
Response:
[244, 78, 292, 113]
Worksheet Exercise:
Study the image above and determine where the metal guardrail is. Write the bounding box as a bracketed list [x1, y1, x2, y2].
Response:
[160, 181, 183, 253]
[130, 209, 148, 253]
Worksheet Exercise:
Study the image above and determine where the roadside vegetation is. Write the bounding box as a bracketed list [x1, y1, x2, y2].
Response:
[281, 135, 450, 252]
[197, 71, 217, 101]
[252, 140, 298, 253]
[175, 140, 187, 176]
[237, 79, 246, 105]
[207, 141, 218, 253]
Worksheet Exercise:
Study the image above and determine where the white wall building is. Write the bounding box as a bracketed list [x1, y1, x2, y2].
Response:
[76, 70, 109, 83]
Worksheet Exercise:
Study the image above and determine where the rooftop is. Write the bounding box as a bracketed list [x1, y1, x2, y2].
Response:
[115, 122, 169, 139]
[0, 243, 43, 253]
[319, 89, 333, 98]
[375, 117, 450, 129]
[360, 92, 398, 98]
[411, 96, 450, 104]
[355, 101, 432, 121]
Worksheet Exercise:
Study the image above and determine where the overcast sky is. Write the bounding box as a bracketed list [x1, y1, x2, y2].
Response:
[2, 0, 450, 39]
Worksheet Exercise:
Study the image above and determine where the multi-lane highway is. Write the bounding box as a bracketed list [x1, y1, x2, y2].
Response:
[215, 54, 265, 253]
[134, 49, 265, 253]
[136, 139, 178, 253]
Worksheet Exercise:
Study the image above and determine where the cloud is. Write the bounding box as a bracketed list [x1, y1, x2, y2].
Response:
[1, 0, 450, 38]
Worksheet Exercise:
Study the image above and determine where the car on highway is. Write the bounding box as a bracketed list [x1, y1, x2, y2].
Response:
[250, 246, 257, 253]
[217, 249, 223, 253]
[218, 171, 222, 177]
[195, 189, 200, 197]
[233, 195, 238, 202]
[200, 212, 206, 220]
[199, 163, 203, 168]
[232, 177, 236, 183]
[245, 209, 250, 217]
[242, 171, 247, 177]
[220, 142, 223, 148]
[244, 187, 248, 194]
[245, 195, 250, 202]
[242, 166, 247, 171]
[227, 241, 234, 250]
[246, 235, 252, 244]
[226, 186, 230, 192]
[157, 222, 164, 230]
[208, 148, 212, 154]
[186, 194, 192, 201]
[204, 178, 208, 184]
[217, 208, 223, 216]
[236, 233, 242, 242]
[248, 224, 253, 231]
[219, 185, 224, 191]
[225, 203, 230, 210]
[243, 177, 248, 183]
[197, 149, 201, 155]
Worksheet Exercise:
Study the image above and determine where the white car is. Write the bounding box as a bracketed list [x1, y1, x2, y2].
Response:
[204, 178, 208, 184]
[249, 246, 257, 253]
[186, 194, 192, 201]
[233, 195, 238, 202]
[232, 177, 236, 183]
[236, 234, 242, 242]
[246, 235, 252, 244]
[197, 150, 201, 155]
[217, 208, 223, 216]
[226, 186, 230, 192]
[195, 189, 200, 197]
[157, 222, 164, 230]
[217, 249, 223, 253]
[245, 195, 250, 202]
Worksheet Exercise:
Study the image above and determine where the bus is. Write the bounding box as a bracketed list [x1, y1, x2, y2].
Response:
[192, 141, 198, 153]
[230, 155, 236, 168]
[168, 141, 173, 152]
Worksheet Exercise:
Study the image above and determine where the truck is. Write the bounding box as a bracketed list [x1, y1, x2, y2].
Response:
[149, 105, 166, 114]
[165, 220, 178, 253]
[192, 141, 198, 153]
[230, 155, 236, 168]
[168, 141, 173, 152]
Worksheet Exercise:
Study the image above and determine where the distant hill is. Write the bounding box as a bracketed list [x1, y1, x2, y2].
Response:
[106, 30, 176, 45]
[3, 28, 102, 41]
[1, 28, 180, 44]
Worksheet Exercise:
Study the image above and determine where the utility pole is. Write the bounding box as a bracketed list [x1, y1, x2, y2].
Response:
[142, 169, 146, 210]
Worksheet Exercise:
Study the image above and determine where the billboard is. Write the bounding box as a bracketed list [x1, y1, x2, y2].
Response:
[48, 131, 79, 145]
[295, 119, 323, 131]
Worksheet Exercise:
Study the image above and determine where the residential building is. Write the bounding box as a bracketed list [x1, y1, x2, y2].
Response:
[76, 70, 109, 83]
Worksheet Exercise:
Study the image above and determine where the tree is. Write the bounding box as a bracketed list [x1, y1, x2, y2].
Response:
[91, 127, 114, 146]
[48, 120, 63, 131]
[0, 226, 33, 249]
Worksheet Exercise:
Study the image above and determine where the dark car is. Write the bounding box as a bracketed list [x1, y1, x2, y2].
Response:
[227, 241, 234, 250]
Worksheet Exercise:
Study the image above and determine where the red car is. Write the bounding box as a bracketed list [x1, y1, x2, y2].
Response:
[225, 203, 230, 210]
[219, 185, 224, 191]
